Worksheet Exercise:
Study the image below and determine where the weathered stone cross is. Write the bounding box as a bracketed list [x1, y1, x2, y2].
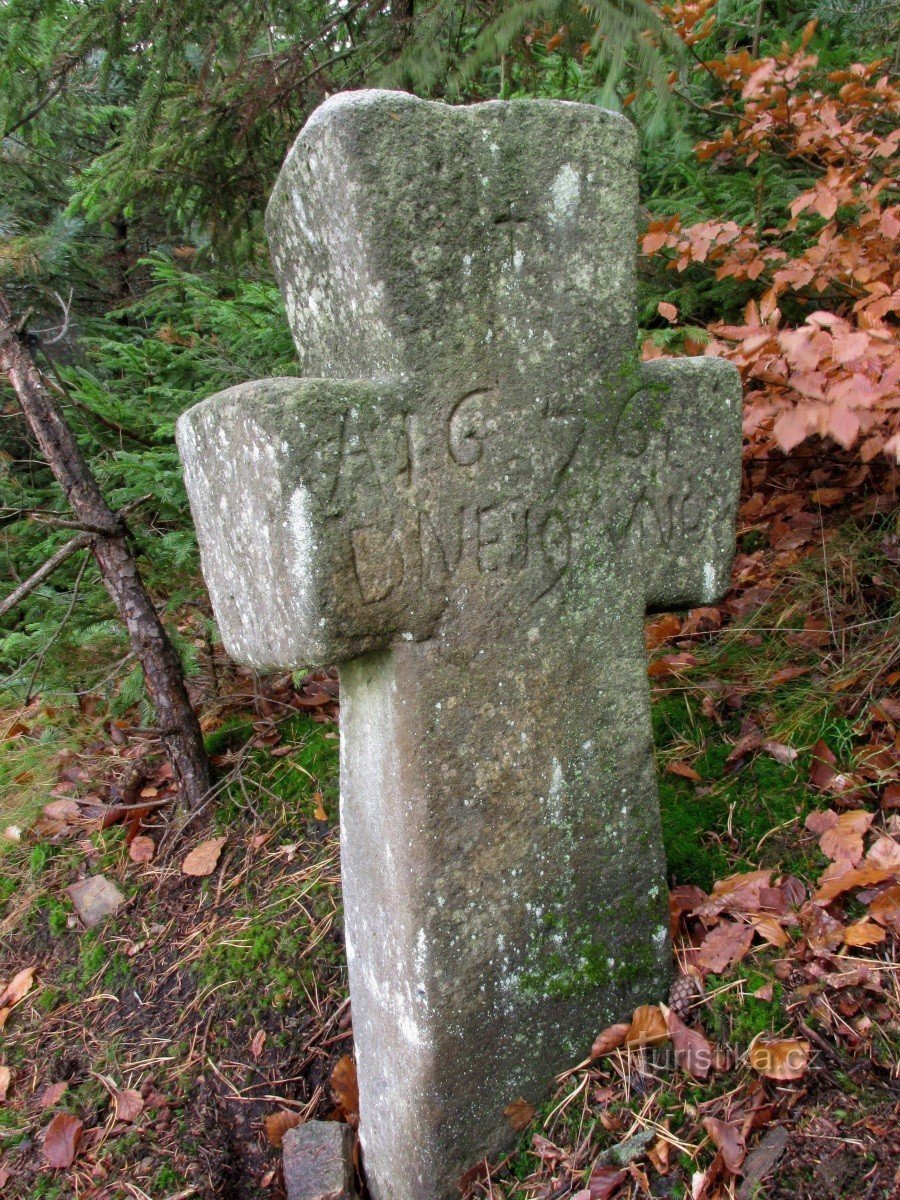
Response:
[177, 90, 741, 1200]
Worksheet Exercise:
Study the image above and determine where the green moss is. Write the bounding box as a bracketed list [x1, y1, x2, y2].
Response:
[704, 966, 783, 1050]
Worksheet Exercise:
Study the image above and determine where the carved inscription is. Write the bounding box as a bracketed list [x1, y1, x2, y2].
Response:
[328, 391, 580, 609]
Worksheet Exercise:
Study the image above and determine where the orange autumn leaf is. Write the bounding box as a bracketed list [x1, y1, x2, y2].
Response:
[625, 1005, 670, 1048]
[591, 1023, 630, 1058]
[843, 918, 886, 947]
[749, 1038, 810, 1081]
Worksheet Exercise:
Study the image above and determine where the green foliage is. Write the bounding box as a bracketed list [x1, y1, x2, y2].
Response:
[1, 256, 295, 704]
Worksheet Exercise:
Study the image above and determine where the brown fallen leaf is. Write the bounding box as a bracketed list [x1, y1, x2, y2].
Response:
[751, 915, 790, 948]
[112, 1087, 144, 1123]
[666, 760, 702, 782]
[868, 884, 900, 934]
[591, 1023, 630, 1058]
[129, 835, 155, 864]
[645, 613, 681, 650]
[800, 901, 845, 950]
[843, 918, 886, 947]
[0, 966, 35, 1008]
[805, 808, 838, 836]
[814, 863, 897, 904]
[588, 1165, 628, 1199]
[330, 1054, 359, 1120]
[748, 1038, 809, 1081]
[264, 1108, 302, 1147]
[312, 791, 328, 821]
[761, 740, 798, 765]
[647, 1135, 670, 1174]
[67, 875, 125, 927]
[697, 922, 754, 973]
[251, 1029, 266, 1061]
[504, 1097, 536, 1131]
[43, 1112, 84, 1168]
[43, 799, 81, 822]
[866, 835, 900, 872]
[663, 1005, 713, 1081]
[625, 1005, 669, 1048]
[181, 836, 227, 877]
[703, 1116, 745, 1174]
[40, 1082, 68, 1109]
[0, 1065, 10, 1102]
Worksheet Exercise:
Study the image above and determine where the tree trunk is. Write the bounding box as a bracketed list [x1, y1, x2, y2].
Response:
[0, 289, 211, 807]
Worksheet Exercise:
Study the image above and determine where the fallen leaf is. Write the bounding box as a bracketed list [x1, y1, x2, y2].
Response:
[645, 613, 681, 649]
[666, 761, 702, 782]
[663, 1005, 713, 1080]
[588, 1165, 628, 1199]
[868, 884, 900, 933]
[312, 792, 328, 821]
[112, 1087, 144, 1123]
[67, 875, 125, 927]
[129, 836, 155, 863]
[658, 301, 678, 322]
[697, 922, 754, 973]
[504, 1097, 536, 1131]
[181, 836, 227, 877]
[591, 1023, 630, 1058]
[625, 1005, 669, 1048]
[703, 1116, 745, 1173]
[805, 808, 838, 835]
[264, 1108, 302, 1147]
[43, 799, 81, 822]
[748, 1038, 809, 1081]
[0, 1065, 10, 1102]
[330, 1054, 359, 1119]
[800, 901, 845, 949]
[44, 1112, 84, 1168]
[647, 1136, 670, 1174]
[762, 740, 798, 765]
[814, 863, 897, 904]
[0, 966, 35, 1008]
[40, 1082, 68, 1109]
[866, 835, 900, 872]
[843, 918, 886, 947]
[251, 1030, 266, 1061]
[751, 915, 789, 948]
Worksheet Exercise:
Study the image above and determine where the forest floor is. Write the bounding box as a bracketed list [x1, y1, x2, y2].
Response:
[0, 445, 898, 1200]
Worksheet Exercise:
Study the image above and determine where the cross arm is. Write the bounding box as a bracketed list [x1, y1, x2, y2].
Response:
[176, 377, 431, 669]
[598, 356, 742, 611]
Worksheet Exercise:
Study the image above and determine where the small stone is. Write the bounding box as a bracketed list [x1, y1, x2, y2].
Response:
[66, 875, 125, 928]
[283, 1121, 356, 1200]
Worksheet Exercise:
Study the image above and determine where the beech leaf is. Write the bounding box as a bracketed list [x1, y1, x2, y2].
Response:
[625, 1005, 669, 1048]
[663, 1005, 713, 1081]
[181, 836, 227, 877]
[0, 966, 35, 1009]
[591, 1023, 630, 1058]
[703, 1116, 745, 1174]
[504, 1097, 536, 1131]
[43, 1112, 84, 1168]
[696, 922, 754, 972]
[749, 1038, 809, 1081]
[264, 1108, 302, 1147]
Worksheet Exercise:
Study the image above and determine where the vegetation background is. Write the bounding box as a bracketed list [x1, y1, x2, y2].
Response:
[0, 0, 897, 1197]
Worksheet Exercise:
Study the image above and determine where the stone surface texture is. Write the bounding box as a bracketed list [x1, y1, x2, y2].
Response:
[282, 1121, 356, 1200]
[177, 90, 742, 1200]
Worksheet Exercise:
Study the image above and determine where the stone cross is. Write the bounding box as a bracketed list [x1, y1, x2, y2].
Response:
[177, 90, 741, 1200]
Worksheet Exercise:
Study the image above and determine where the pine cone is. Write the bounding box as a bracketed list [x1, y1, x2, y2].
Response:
[669, 974, 701, 1021]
